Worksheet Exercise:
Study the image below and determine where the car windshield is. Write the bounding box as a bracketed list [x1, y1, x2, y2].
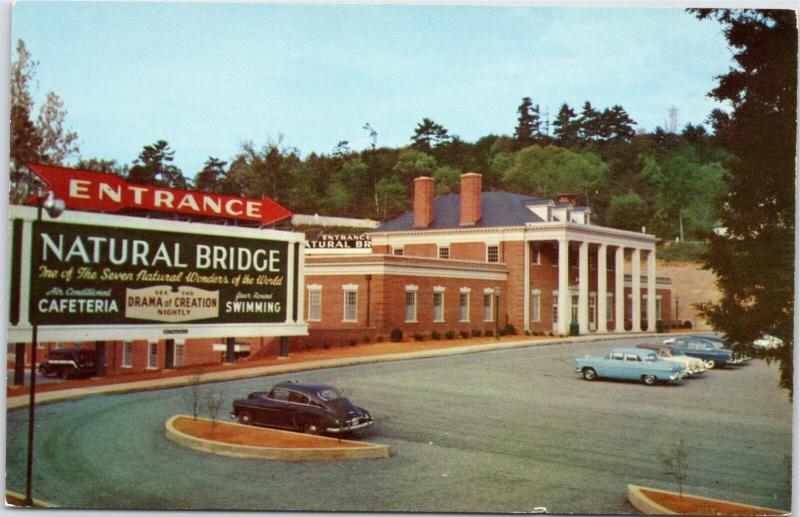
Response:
[317, 388, 342, 401]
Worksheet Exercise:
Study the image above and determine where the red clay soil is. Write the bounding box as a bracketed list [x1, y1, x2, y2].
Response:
[640, 488, 785, 515]
[172, 416, 369, 448]
[8, 334, 543, 397]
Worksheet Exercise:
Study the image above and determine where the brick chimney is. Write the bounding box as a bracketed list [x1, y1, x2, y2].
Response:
[556, 193, 579, 208]
[460, 172, 482, 226]
[413, 176, 435, 229]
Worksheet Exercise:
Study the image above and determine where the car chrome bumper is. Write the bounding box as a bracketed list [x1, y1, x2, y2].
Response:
[326, 420, 374, 433]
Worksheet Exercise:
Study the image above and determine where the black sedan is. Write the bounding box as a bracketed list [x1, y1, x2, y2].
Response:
[231, 380, 373, 435]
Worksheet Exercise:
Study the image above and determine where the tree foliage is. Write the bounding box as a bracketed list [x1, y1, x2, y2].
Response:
[690, 8, 796, 397]
[501, 145, 607, 200]
[127, 140, 187, 189]
[10, 39, 80, 202]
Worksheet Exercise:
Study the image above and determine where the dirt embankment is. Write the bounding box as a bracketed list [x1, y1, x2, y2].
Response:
[658, 260, 720, 330]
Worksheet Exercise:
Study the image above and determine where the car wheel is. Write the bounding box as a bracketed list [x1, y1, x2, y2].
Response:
[707, 360, 716, 369]
[642, 374, 657, 386]
[61, 367, 76, 380]
[582, 368, 597, 381]
[302, 422, 320, 435]
[237, 412, 252, 425]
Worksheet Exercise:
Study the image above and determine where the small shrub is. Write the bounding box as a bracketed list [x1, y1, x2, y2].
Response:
[376, 335, 384, 343]
[524, 330, 531, 336]
[413, 332, 425, 341]
[445, 330, 456, 340]
[625, 322, 633, 331]
[460, 330, 470, 339]
[323, 344, 330, 349]
[656, 320, 665, 333]
[303, 342, 313, 351]
[548, 332, 554, 337]
[349, 339, 357, 347]
[484, 329, 494, 337]
[431, 331, 442, 340]
[471, 329, 482, 337]
[682, 320, 693, 329]
[390, 328, 403, 342]
[363, 335, 371, 343]
[502, 323, 517, 336]
[659, 439, 689, 496]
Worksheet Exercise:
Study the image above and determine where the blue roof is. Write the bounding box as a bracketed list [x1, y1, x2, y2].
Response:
[373, 191, 552, 232]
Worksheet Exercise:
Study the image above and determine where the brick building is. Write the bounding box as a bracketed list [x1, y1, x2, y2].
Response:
[11, 171, 671, 380]
[302, 172, 671, 344]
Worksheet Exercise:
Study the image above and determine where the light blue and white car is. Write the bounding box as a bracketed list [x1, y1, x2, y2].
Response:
[575, 347, 687, 386]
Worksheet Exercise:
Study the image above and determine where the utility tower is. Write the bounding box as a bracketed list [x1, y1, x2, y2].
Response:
[667, 105, 679, 133]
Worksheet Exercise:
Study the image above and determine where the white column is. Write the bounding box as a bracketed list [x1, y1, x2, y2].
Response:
[523, 239, 530, 332]
[647, 248, 656, 332]
[578, 241, 589, 334]
[558, 239, 570, 335]
[631, 248, 641, 332]
[296, 242, 306, 324]
[597, 244, 608, 333]
[285, 242, 295, 323]
[615, 247, 625, 332]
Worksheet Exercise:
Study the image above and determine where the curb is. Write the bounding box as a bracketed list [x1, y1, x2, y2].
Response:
[7, 332, 676, 410]
[5, 489, 53, 508]
[627, 484, 788, 515]
[164, 415, 391, 461]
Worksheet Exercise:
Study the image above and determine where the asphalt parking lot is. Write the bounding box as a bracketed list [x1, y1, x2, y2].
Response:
[5, 336, 792, 512]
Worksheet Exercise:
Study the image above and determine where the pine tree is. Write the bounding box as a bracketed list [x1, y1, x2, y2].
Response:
[578, 101, 601, 142]
[691, 8, 797, 396]
[411, 118, 450, 151]
[552, 103, 579, 146]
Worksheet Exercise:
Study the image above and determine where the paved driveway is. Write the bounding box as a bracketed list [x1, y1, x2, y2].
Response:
[5, 336, 792, 512]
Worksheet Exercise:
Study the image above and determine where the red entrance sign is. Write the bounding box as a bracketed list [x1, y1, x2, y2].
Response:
[26, 163, 292, 225]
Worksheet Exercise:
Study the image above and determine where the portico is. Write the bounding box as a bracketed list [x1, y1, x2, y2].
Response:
[522, 222, 658, 336]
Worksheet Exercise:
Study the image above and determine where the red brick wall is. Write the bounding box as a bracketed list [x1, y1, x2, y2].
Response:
[451, 241, 486, 262]
[404, 243, 437, 257]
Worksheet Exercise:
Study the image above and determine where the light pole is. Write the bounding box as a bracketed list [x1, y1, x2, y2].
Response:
[494, 287, 501, 341]
[25, 187, 64, 507]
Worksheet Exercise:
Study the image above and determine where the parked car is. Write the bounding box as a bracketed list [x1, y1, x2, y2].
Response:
[231, 380, 373, 435]
[636, 344, 707, 375]
[691, 335, 751, 361]
[662, 336, 744, 368]
[38, 348, 97, 379]
[575, 347, 686, 386]
[752, 334, 784, 351]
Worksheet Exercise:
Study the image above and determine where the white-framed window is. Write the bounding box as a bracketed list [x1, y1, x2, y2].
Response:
[606, 293, 614, 321]
[483, 289, 495, 322]
[438, 246, 450, 259]
[307, 285, 322, 321]
[642, 295, 664, 321]
[405, 285, 418, 322]
[122, 341, 133, 368]
[342, 285, 358, 322]
[174, 343, 185, 367]
[459, 289, 470, 322]
[531, 243, 541, 265]
[552, 292, 559, 324]
[530, 289, 541, 322]
[393, 247, 404, 256]
[433, 286, 445, 322]
[487, 245, 499, 263]
[147, 342, 158, 369]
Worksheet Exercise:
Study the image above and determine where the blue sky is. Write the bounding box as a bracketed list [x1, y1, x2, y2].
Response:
[11, 2, 733, 176]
